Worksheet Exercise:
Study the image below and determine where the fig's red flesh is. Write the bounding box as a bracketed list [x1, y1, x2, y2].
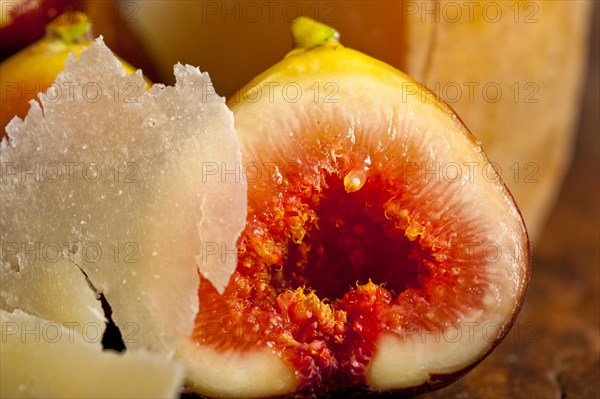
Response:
[193, 156, 488, 392]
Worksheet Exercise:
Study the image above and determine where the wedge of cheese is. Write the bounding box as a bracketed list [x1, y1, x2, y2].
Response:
[1, 309, 185, 398]
[0, 38, 247, 356]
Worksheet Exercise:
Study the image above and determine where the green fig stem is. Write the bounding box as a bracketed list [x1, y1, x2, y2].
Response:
[46, 11, 92, 44]
[291, 16, 339, 48]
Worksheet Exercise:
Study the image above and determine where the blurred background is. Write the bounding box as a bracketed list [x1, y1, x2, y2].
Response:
[1, 0, 598, 397]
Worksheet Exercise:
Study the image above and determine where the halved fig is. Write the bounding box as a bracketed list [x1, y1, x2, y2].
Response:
[178, 18, 530, 397]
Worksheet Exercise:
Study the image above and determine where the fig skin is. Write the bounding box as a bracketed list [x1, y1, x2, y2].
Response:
[179, 17, 530, 398]
[0, 0, 83, 60]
